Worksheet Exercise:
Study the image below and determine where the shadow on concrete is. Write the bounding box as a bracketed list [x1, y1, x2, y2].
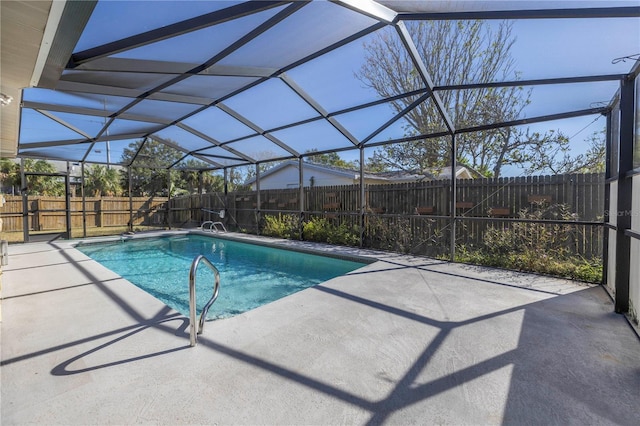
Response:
[50, 316, 190, 375]
[4, 240, 638, 424]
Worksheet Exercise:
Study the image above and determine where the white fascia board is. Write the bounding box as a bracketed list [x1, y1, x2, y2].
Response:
[30, 1, 67, 87]
[333, 0, 397, 24]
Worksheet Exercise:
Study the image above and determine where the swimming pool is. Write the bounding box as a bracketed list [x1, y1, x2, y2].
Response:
[76, 234, 367, 320]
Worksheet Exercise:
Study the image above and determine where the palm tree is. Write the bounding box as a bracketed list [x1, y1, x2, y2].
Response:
[84, 165, 123, 196]
[0, 159, 20, 194]
[1, 159, 65, 195]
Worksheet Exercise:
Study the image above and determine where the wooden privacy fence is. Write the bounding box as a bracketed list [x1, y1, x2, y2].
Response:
[0, 196, 169, 232]
[364, 173, 604, 220]
[172, 173, 604, 258]
[188, 172, 603, 220]
[0, 173, 604, 257]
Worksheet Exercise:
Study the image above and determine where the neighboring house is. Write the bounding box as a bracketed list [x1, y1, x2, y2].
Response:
[245, 160, 479, 190]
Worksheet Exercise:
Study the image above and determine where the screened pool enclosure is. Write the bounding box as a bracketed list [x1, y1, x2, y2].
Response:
[1, 1, 639, 318]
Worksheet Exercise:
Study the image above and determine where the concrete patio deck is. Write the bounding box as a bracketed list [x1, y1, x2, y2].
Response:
[1, 231, 639, 425]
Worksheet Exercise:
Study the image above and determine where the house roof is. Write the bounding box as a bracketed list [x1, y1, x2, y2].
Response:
[245, 160, 367, 185]
[245, 160, 477, 185]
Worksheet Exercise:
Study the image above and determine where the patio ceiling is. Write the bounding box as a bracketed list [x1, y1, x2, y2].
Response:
[3, 0, 640, 170]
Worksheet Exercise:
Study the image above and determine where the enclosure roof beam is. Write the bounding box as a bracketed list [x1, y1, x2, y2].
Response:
[196, 152, 249, 162]
[55, 80, 214, 105]
[73, 57, 280, 79]
[34, 109, 93, 140]
[364, 131, 451, 149]
[72, 57, 194, 74]
[167, 152, 223, 170]
[279, 73, 361, 147]
[361, 92, 432, 145]
[433, 74, 628, 91]
[325, 73, 627, 117]
[92, 2, 308, 160]
[68, 1, 292, 67]
[177, 70, 621, 156]
[22, 131, 148, 150]
[80, 141, 97, 163]
[363, 106, 610, 148]
[278, 21, 388, 74]
[128, 137, 149, 165]
[216, 103, 300, 158]
[328, 89, 428, 117]
[177, 122, 256, 163]
[455, 107, 608, 135]
[22, 101, 109, 118]
[628, 55, 640, 79]
[20, 139, 90, 150]
[396, 6, 640, 21]
[147, 135, 225, 170]
[395, 21, 455, 134]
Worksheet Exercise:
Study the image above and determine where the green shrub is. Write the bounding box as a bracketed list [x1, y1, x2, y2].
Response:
[454, 204, 603, 283]
[262, 213, 300, 239]
[302, 217, 331, 242]
[303, 217, 359, 246]
[327, 221, 360, 246]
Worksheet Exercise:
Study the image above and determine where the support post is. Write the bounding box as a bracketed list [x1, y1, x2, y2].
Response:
[65, 162, 72, 239]
[602, 112, 611, 286]
[299, 157, 305, 240]
[614, 76, 635, 313]
[450, 133, 457, 261]
[360, 146, 366, 248]
[166, 169, 172, 229]
[81, 162, 87, 238]
[21, 159, 28, 243]
[224, 168, 231, 230]
[255, 164, 261, 235]
[223, 168, 228, 195]
[128, 167, 133, 232]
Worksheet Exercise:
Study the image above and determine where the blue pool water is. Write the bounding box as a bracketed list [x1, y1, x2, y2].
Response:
[76, 235, 366, 319]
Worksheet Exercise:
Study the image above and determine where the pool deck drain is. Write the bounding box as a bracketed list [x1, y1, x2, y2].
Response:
[1, 231, 639, 425]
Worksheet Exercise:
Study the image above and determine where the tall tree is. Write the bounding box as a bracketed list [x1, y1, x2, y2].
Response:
[120, 139, 182, 196]
[521, 129, 606, 175]
[357, 20, 568, 177]
[175, 160, 224, 195]
[0, 159, 65, 195]
[305, 150, 356, 169]
[84, 164, 123, 196]
[0, 159, 20, 194]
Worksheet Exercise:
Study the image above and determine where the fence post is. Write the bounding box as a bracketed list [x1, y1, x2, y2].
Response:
[97, 199, 103, 227]
[35, 198, 42, 232]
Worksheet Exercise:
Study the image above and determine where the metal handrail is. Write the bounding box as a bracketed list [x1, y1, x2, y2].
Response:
[188, 255, 220, 347]
[200, 220, 227, 232]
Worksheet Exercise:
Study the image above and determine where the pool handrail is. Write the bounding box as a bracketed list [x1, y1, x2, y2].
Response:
[188, 255, 220, 347]
[200, 220, 227, 233]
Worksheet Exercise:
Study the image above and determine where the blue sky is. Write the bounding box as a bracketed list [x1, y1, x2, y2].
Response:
[344, 15, 639, 173]
[25, 1, 640, 176]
